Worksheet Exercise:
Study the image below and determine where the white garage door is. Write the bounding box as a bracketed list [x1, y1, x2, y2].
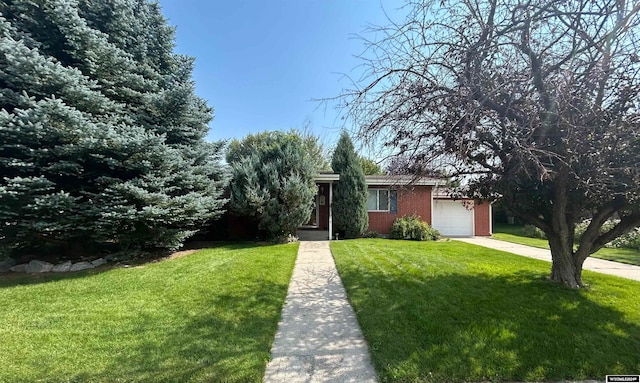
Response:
[432, 200, 474, 236]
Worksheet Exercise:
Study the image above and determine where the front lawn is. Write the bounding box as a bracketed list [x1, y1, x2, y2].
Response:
[0, 243, 298, 383]
[331, 239, 640, 383]
[493, 224, 640, 266]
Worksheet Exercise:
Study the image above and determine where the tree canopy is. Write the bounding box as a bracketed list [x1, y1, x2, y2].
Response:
[344, 0, 640, 287]
[0, 0, 227, 258]
[385, 154, 443, 177]
[360, 157, 383, 175]
[331, 131, 368, 238]
[227, 131, 317, 240]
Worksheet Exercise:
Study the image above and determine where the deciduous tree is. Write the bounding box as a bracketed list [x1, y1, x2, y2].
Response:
[343, 0, 640, 287]
[385, 154, 442, 177]
[360, 157, 383, 175]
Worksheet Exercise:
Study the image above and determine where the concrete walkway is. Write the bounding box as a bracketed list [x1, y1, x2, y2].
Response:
[457, 237, 640, 282]
[263, 241, 378, 383]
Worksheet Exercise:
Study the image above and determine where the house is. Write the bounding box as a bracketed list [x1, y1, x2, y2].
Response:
[300, 172, 492, 240]
[215, 172, 492, 241]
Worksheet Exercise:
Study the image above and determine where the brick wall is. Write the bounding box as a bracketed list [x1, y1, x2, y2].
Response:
[473, 201, 492, 236]
[367, 185, 433, 234]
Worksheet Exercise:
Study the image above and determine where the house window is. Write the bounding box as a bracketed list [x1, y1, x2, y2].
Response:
[368, 189, 389, 211]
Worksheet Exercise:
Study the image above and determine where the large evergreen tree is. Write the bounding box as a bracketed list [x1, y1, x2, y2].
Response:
[227, 131, 317, 241]
[331, 131, 368, 238]
[0, 0, 227, 258]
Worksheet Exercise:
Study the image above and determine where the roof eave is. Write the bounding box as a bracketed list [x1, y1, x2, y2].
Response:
[365, 175, 444, 186]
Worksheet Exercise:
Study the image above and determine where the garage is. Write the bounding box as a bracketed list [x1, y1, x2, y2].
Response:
[432, 199, 474, 237]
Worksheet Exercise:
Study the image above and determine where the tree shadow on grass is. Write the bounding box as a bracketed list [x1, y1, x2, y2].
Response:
[20, 290, 287, 383]
[341, 268, 640, 382]
[1, 242, 295, 383]
[0, 242, 267, 289]
[101, 287, 287, 383]
[0, 265, 120, 288]
[4, 273, 290, 382]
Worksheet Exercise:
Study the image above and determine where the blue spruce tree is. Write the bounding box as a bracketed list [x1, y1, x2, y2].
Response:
[227, 131, 317, 241]
[0, 0, 227, 259]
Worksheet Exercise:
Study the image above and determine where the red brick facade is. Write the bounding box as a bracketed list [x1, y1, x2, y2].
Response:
[473, 201, 492, 236]
[366, 185, 492, 236]
[367, 185, 434, 234]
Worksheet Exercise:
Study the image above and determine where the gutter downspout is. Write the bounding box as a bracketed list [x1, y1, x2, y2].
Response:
[431, 180, 442, 226]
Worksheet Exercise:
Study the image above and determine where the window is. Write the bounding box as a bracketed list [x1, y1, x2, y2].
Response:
[368, 189, 389, 211]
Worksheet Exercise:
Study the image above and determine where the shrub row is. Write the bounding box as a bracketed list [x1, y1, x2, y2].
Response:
[575, 220, 640, 250]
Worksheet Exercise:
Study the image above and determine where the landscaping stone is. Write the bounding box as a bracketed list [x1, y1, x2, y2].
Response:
[10, 264, 28, 273]
[69, 261, 94, 272]
[2, 258, 107, 274]
[26, 260, 54, 273]
[52, 261, 72, 273]
[91, 258, 106, 267]
[0, 258, 17, 272]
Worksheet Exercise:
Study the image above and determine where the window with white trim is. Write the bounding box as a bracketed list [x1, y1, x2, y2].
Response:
[367, 189, 389, 211]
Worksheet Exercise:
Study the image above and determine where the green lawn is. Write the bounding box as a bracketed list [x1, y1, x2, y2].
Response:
[0, 243, 298, 383]
[493, 223, 640, 266]
[331, 239, 640, 383]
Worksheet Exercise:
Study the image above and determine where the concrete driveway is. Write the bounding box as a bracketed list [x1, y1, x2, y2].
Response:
[456, 237, 640, 282]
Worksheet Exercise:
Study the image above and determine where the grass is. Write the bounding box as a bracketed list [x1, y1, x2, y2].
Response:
[493, 223, 640, 266]
[0, 242, 298, 383]
[331, 239, 640, 383]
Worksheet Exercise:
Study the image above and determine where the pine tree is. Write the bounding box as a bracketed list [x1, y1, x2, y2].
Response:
[227, 131, 317, 240]
[0, 0, 227, 258]
[331, 131, 368, 238]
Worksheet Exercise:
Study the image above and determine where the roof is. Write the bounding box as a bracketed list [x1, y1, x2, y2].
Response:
[432, 187, 488, 201]
[365, 175, 443, 186]
[432, 188, 458, 198]
[314, 173, 340, 182]
[314, 173, 444, 186]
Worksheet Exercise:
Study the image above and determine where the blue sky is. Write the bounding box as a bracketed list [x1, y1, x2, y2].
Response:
[159, 1, 405, 148]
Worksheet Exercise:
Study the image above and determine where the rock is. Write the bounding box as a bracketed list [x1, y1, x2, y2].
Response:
[26, 260, 54, 273]
[91, 258, 106, 267]
[69, 261, 94, 272]
[10, 264, 28, 273]
[0, 258, 17, 272]
[52, 261, 72, 273]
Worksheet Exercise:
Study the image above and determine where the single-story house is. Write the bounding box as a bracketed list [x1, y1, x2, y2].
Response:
[300, 172, 492, 240]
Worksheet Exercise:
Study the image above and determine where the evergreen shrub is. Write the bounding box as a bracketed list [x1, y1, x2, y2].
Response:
[390, 215, 440, 241]
[227, 131, 317, 241]
[331, 132, 368, 238]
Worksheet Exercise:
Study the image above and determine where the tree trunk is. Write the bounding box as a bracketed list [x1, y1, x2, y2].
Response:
[548, 234, 585, 288]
